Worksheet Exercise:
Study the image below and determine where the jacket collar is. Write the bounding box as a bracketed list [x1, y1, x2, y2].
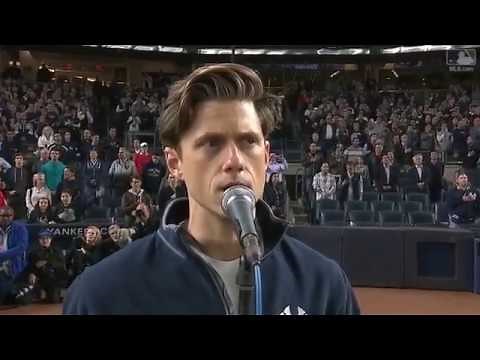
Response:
[161, 197, 288, 256]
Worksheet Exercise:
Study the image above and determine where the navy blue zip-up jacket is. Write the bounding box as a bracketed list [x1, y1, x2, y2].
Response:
[63, 198, 360, 315]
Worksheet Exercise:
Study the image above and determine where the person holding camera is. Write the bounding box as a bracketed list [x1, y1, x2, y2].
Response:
[266, 152, 288, 183]
[120, 176, 153, 227]
[25, 229, 67, 303]
[130, 201, 159, 241]
[447, 172, 480, 228]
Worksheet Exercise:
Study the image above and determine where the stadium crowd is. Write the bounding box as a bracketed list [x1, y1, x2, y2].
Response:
[1, 64, 480, 306]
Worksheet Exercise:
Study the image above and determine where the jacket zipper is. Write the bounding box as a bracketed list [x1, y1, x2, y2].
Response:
[177, 228, 235, 315]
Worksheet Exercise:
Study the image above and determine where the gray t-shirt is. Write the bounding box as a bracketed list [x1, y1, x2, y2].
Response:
[191, 246, 240, 314]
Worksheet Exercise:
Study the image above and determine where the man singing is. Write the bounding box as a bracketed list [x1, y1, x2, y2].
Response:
[63, 63, 359, 315]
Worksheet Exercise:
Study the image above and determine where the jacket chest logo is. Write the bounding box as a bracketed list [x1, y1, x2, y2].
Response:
[279, 305, 307, 315]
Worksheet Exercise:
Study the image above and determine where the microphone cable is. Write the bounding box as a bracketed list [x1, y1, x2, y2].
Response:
[253, 263, 263, 315]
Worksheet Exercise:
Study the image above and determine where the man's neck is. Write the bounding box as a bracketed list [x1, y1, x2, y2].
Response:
[187, 200, 242, 261]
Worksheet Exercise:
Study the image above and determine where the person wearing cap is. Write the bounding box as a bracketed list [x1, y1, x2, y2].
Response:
[142, 150, 166, 199]
[25, 229, 66, 303]
[133, 142, 153, 176]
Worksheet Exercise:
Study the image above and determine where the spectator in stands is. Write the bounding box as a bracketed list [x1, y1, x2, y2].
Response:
[41, 149, 65, 195]
[395, 134, 413, 166]
[120, 176, 153, 226]
[134, 142, 152, 176]
[25, 229, 66, 303]
[263, 172, 287, 219]
[367, 142, 384, 180]
[129, 200, 159, 241]
[0, 176, 8, 208]
[303, 142, 323, 212]
[6, 154, 30, 212]
[67, 225, 104, 284]
[37, 125, 54, 149]
[106, 224, 131, 249]
[319, 115, 337, 156]
[452, 118, 468, 159]
[132, 138, 141, 154]
[56, 167, 81, 205]
[28, 197, 55, 224]
[32, 147, 50, 175]
[328, 143, 345, 175]
[142, 150, 166, 200]
[47, 133, 66, 154]
[469, 117, 480, 150]
[79, 129, 92, 161]
[311, 161, 336, 216]
[375, 153, 399, 193]
[62, 130, 81, 165]
[127, 110, 141, 132]
[447, 172, 480, 227]
[101, 127, 121, 166]
[157, 173, 187, 219]
[427, 151, 444, 204]
[420, 124, 436, 152]
[436, 122, 452, 154]
[81, 149, 107, 208]
[463, 135, 479, 170]
[26, 173, 52, 216]
[53, 190, 81, 224]
[0, 206, 28, 305]
[267, 152, 288, 183]
[338, 162, 362, 206]
[344, 134, 366, 162]
[406, 153, 430, 194]
[108, 147, 137, 207]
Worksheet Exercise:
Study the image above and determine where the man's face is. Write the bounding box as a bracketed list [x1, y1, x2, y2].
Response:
[0, 208, 13, 228]
[109, 128, 117, 138]
[133, 139, 140, 148]
[118, 149, 126, 161]
[321, 163, 329, 174]
[83, 130, 91, 140]
[64, 168, 73, 180]
[14, 156, 23, 168]
[108, 225, 121, 241]
[312, 132, 319, 143]
[375, 144, 383, 154]
[131, 178, 142, 190]
[85, 228, 98, 245]
[54, 133, 62, 144]
[50, 150, 59, 161]
[64, 132, 71, 142]
[401, 135, 408, 143]
[38, 198, 49, 210]
[60, 193, 71, 206]
[387, 151, 394, 162]
[457, 174, 468, 188]
[89, 150, 98, 161]
[352, 137, 360, 146]
[309, 143, 317, 154]
[467, 136, 473, 146]
[165, 100, 269, 219]
[382, 155, 390, 166]
[39, 236, 52, 249]
[431, 152, 439, 162]
[413, 155, 423, 166]
[152, 155, 160, 164]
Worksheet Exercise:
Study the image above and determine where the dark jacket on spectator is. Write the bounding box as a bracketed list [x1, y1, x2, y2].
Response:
[374, 164, 400, 193]
[157, 179, 187, 219]
[447, 187, 480, 224]
[427, 161, 444, 203]
[142, 161, 166, 197]
[452, 127, 468, 156]
[406, 165, 431, 193]
[53, 203, 82, 224]
[263, 181, 287, 219]
[28, 207, 55, 224]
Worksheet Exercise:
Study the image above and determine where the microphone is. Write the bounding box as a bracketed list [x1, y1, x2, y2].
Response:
[222, 185, 263, 264]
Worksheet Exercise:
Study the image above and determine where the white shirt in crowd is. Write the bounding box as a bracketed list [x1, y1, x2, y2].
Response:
[26, 186, 53, 215]
[325, 124, 333, 139]
[312, 172, 337, 200]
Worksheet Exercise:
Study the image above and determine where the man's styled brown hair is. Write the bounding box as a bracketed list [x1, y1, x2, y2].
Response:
[159, 63, 276, 149]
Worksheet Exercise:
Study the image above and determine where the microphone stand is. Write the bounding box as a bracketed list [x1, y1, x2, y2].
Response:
[237, 255, 253, 315]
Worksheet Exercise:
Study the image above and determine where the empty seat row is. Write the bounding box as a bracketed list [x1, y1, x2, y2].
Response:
[319, 209, 436, 227]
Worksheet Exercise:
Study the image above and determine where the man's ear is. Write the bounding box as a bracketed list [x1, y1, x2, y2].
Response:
[164, 147, 184, 181]
[264, 140, 270, 170]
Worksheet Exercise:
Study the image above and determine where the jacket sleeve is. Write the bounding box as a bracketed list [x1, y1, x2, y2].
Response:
[0, 224, 29, 263]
